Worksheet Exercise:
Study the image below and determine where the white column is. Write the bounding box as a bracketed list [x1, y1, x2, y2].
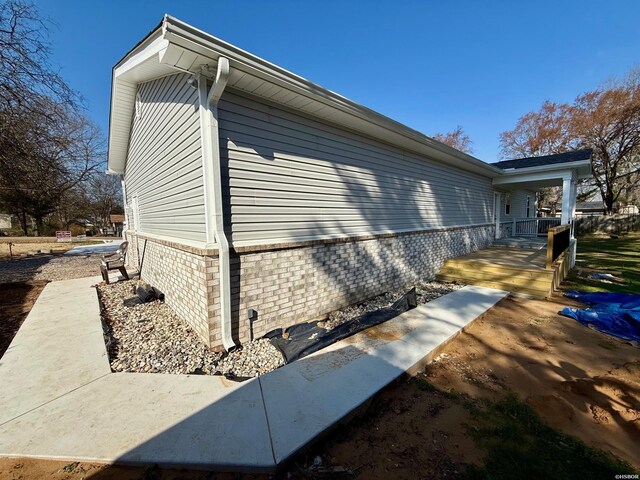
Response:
[569, 173, 578, 267]
[494, 193, 501, 239]
[561, 175, 572, 225]
[569, 177, 577, 237]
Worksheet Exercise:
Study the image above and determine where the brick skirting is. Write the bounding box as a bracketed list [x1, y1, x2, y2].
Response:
[126, 224, 495, 349]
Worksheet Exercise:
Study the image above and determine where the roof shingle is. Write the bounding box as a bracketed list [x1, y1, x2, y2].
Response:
[492, 149, 592, 170]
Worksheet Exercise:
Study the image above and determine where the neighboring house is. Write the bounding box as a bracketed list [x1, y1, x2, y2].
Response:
[0, 213, 12, 231]
[575, 201, 605, 216]
[109, 214, 125, 236]
[107, 16, 593, 350]
[573, 201, 639, 216]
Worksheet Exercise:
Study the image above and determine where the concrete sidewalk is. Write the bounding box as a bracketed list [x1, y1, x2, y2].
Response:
[64, 239, 123, 256]
[0, 276, 507, 472]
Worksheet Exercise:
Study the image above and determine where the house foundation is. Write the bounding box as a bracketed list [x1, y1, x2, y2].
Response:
[126, 223, 494, 350]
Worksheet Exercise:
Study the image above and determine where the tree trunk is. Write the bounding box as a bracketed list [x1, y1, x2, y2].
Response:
[603, 190, 615, 215]
[34, 215, 44, 236]
[19, 211, 28, 236]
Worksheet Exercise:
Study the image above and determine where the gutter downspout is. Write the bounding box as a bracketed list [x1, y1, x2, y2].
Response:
[120, 176, 127, 239]
[197, 58, 236, 351]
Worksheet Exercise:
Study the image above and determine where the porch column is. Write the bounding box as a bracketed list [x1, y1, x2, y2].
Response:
[494, 193, 501, 239]
[562, 172, 578, 267]
[561, 175, 572, 226]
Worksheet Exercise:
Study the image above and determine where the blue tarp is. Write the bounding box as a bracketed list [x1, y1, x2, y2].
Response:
[560, 290, 640, 344]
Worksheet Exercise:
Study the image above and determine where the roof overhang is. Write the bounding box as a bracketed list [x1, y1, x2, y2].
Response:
[108, 15, 504, 177]
[492, 159, 593, 191]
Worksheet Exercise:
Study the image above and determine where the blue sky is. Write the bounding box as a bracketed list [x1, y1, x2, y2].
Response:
[34, 0, 640, 162]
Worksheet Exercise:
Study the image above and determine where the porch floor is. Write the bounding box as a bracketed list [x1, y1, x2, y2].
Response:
[493, 236, 547, 250]
[437, 244, 561, 297]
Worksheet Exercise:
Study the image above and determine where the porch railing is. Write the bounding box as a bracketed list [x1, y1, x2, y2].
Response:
[512, 217, 561, 237]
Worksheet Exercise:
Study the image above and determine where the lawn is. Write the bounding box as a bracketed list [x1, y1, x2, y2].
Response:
[563, 233, 640, 294]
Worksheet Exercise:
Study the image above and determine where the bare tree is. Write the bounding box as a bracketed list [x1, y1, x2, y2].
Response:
[0, 0, 104, 235]
[499, 101, 577, 158]
[571, 72, 640, 213]
[0, 0, 77, 115]
[84, 173, 122, 232]
[433, 126, 473, 154]
[0, 98, 103, 235]
[499, 70, 640, 215]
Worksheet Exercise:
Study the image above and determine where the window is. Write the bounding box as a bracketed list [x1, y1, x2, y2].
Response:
[526, 196, 531, 217]
[505, 194, 511, 215]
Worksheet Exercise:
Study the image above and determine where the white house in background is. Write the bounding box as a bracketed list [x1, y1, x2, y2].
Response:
[0, 213, 12, 232]
[107, 16, 592, 350]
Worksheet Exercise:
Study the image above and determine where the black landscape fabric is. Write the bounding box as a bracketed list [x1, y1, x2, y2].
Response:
[268, 288, 418, 363]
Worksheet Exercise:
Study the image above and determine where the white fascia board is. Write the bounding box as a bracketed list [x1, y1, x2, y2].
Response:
[493, 160, 593, 186]
[493, 168, 576, 186]
[108, 29, 170, 174]
[114, 33, 168, 79]
[497, 160, 591, 177]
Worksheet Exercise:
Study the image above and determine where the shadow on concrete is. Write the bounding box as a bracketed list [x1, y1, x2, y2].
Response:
[86, 343, 408, 478]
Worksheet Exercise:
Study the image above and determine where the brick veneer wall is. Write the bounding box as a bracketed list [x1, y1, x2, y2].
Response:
[125, 224, 494, 349]
[125, 232, 218, 346]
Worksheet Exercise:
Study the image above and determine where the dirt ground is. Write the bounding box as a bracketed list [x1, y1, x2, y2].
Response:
[0, 295, 638, 479]
[0, 242, 76, 260]
[310, 295, 640, 478]
[0, 281, 48, 357]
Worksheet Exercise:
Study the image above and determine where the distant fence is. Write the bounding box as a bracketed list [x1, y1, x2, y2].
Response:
[575, 214, 640, 236]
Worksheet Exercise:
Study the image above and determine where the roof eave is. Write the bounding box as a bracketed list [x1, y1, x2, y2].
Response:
[107, 15, 504, 177]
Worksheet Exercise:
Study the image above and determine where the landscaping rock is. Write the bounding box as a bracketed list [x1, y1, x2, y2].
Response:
[99, 278, 463, 379]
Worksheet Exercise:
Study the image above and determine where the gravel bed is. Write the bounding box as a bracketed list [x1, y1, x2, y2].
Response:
[320, 280, 463, 331]
[98, 280, 221, 374]
[0, 254, 101, 282]
[98, 278, 462, 379]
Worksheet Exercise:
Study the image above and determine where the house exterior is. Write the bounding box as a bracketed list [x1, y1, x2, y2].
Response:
[107, 16, 591, 350]
[0, 213, 11, 230]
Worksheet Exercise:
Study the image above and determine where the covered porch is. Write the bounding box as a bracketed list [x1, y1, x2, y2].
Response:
[437, 150, 593, 297]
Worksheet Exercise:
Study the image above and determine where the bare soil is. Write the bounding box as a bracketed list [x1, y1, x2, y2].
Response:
[0, 281, 47, 357]
[307, 295, 640, 478]
[0, 459, 269, 479]
[0, 242, 75, 260]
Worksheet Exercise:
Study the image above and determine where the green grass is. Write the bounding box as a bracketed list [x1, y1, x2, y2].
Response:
[563, 233, 640, 294]
[464, 395, 637, 480]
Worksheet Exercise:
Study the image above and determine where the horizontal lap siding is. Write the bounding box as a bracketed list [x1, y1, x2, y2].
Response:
[502, 190, 535, 219]
[219, 91, 494, 245]
[124, 73, 206, 242]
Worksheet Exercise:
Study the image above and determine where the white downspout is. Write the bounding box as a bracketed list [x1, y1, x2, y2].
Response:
[120, 177, 128, 239]
[197, 58, 236, 351]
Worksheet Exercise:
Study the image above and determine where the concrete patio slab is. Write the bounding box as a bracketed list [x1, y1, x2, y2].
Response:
[0, 275, 507, 472]
[0, 277, 111, 425]
[259, 285, 507, 464]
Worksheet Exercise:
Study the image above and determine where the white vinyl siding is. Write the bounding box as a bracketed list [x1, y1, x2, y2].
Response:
[500, 190, 536, 219]
[219, 91, 495, 246]
[124, 73, 206, 243]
